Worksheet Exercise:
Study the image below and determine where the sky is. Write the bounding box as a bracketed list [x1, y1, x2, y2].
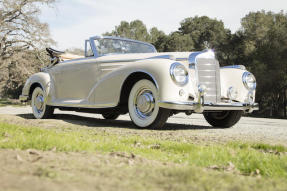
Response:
[39, 0, 287, 50]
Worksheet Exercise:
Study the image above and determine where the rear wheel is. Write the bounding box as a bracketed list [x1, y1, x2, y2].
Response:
[203, 111, 243, 128]
[102, 112, 120, 120]
[128, 79, 170, 129]
[31, 87, 54, 119]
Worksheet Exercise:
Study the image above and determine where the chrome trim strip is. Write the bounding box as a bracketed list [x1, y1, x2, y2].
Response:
[101, 68, 119, 71]
[100, 63, 126, 67]
[50, 102, 117, 109]
[158, 101, 259, 112]
[176, 58, 188, 61]
[99, 59, 140, 63]
[59, 56, 178, 66]
[147, 55, 187, 61]
[147, 55, 173, 60]
[222, 65, 246, 70]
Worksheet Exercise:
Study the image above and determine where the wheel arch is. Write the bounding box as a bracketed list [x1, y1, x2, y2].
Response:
[118, 71, 158, 108]
[29, 83, 44, 99]
[23, 72, 52, 101]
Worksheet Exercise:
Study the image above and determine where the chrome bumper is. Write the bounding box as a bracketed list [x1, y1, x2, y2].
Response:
[158, 101, 259, 113]
[19, 95, 29, 102]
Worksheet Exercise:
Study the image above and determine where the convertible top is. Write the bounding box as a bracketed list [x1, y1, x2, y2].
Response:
[46, 48, 84, 65]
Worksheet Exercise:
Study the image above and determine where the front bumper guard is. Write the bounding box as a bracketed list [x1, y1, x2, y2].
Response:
[158, 101, 259, 113]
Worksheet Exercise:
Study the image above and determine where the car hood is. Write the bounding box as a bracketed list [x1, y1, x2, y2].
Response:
[95, 52, 192, 62]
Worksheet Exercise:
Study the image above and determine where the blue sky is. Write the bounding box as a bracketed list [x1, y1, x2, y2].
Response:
[39, 0, 287, 50]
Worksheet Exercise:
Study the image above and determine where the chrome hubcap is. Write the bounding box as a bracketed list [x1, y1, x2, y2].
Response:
[34, 93, 44, 114]
[134, 89, 155, 119]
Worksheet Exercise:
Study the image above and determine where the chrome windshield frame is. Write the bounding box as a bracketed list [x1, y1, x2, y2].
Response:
[88, 36, 157, 58]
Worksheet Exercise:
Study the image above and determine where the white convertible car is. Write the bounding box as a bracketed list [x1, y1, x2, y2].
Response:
[20, 36, 258, 128]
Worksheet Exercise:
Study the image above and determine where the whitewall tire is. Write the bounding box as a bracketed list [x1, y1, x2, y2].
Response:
[31, 87, 54, 119]
[128, 79, 170, 128]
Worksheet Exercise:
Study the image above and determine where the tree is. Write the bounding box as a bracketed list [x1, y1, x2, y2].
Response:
[163, 32, 194, 52]
[2, 50, 45, 98]
[0, 0, 55, 97]
[179, 16, 230, 51]
[148, 27, 167, 51]
[149, 27, 165, 43]
[104, 20, 151, 42]
[0, 0, 55, 62]
[103, 20, 169, 51]
[239, 11, 287, 118]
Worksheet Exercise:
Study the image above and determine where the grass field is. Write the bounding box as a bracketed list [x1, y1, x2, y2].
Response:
[0, 98, 23, 107]
[1, 120, 287, 191]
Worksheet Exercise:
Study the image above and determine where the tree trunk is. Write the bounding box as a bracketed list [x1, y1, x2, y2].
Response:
[284, 89, 287, 118]
[270, 99, 273, 117]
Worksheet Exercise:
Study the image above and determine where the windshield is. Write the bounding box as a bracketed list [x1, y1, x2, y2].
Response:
[94, 38, 156, 56]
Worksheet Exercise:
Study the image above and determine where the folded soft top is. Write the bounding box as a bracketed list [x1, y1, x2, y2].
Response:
[46, 47, 84, 64]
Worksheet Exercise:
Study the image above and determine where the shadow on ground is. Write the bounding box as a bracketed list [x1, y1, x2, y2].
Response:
[17, 113, 216, 130]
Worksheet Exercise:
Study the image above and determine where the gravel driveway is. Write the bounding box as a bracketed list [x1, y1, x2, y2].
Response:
[0, 106, 286, 146]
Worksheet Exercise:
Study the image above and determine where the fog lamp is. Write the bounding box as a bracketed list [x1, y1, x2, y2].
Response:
[228, 87, 238, 100]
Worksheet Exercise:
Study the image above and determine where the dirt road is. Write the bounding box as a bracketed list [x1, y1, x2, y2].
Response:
[0, 106, 286, 146]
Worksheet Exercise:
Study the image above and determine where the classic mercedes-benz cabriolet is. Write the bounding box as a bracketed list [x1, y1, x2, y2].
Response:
[20, 36, 258, 128]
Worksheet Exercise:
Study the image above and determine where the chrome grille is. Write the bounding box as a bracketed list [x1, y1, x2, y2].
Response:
[196, 58, 221, 103]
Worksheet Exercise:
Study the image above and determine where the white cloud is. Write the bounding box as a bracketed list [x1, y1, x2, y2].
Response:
[39, 0, 287, 49]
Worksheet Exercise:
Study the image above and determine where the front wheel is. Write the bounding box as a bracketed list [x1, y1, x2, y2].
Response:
[203, 111, 243, 128]
[128, 79, 170, 129]
[31, 87, 54, 119]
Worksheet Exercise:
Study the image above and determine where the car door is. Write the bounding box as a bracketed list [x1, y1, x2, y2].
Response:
[50, 60, 98, 101]
[49, 42, 99, 102]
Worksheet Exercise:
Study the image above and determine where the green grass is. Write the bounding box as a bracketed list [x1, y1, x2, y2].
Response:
[0, 122, 287, 179]
[0, 98, 23, 107]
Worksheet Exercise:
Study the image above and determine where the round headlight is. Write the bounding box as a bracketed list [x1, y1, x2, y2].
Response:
[242, 72, 256, 90]
[170, 63, 189, 86]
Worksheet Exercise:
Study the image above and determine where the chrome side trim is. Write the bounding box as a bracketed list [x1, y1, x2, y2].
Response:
[147, 55, 174, 60]
[49, 102, 117, 109]
[58, 56, 178, 66]
[147, 55, 188, 61]
[158, 101, 259, 113]
[222, 65, 246, 70]
[176, 58, 188, 61]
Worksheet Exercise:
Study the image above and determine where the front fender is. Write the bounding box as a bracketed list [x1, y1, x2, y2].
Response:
[21, 72, 52, 102]
[220, 68, 255, 103]
[88, 59, 191, 106]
